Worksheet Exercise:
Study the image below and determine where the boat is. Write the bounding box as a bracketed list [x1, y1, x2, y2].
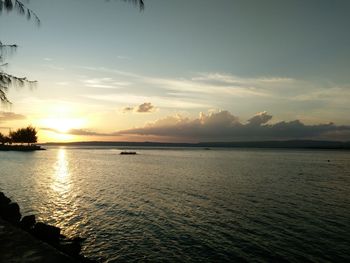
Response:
[120, 151, 137, 155]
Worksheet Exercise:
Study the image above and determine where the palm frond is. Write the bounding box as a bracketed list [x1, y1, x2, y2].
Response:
[0, 86, 11, 103]
[0, 71, 37, 103]
[0, 0, 39, 103]
[0, 42, 18, 62]
[0, 0, 145, 103]
[107, 0, 145, 11]
[125, 0, 145, 10]
[0, 0, 40, 25]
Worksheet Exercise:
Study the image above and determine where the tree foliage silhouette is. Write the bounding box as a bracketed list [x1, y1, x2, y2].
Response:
[9, 126, 37, 145]
[0, 131, 4, 144]
[0, 0, 40, 103]
[0, 0, 144, 103]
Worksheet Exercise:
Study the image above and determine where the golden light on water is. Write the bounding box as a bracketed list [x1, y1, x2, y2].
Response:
[50, 148, 78, 236]
[52, 148, 71, 193]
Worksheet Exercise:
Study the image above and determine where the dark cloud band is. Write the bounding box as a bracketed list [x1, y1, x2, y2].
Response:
[41, 110, 350, 141]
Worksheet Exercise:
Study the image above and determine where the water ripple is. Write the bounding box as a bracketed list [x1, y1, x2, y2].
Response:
[0, 148, 349, 262]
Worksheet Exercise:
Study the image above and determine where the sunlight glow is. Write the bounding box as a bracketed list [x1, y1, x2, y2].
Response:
[38, 103, 87, 135]
[39, 130, 75, 143]
[42, 118, 85, 133]
[52, 148, 71, 194]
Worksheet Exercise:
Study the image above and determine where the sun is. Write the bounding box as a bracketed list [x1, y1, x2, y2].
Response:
[41, 117, 85, 133]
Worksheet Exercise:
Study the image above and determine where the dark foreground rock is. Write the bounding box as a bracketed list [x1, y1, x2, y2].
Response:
[20, 215, 36, 231]
[0, 192, 11, 207]
[2, 202, 21, 224]
[0, 192, 96, 263]
[33, 222, 61, 244]
[0, 218, 77, 263]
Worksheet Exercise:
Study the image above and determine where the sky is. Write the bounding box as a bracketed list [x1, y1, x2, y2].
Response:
[1, 0, 350, 142]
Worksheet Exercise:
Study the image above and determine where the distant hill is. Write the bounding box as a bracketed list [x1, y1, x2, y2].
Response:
[42, 140, 350, 150]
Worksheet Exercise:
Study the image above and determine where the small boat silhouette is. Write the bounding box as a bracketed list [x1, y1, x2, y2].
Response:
[120, 151, 137, 155]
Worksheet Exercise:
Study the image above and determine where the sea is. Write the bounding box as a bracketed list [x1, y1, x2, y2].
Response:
[0, 147, 349, 262]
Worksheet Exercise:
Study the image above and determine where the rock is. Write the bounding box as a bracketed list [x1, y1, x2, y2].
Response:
[59, 239, 82, 257]
[2, 202, 21, 224]
[80, 256, 98, 263]
[0, 192, 11, 210]
[0, 192, 95, 261]
[20, 214, 36, 230]
[72, 236, 85, 243]
[60, 233, 68, 239]
[33, 222, 61, 243]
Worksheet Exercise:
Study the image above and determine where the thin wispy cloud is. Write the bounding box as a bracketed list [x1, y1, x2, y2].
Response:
[78, 67, 350, 122]
[82, 66, 284, 97]
[41, 127, 113, 136]
[43, 64, 65, 71]
[84, 93, 210, 109]
[192, 73, 295, 85]
[82, 77, 130, 89]
[0, 111, 26, 122]
[78, 67, 304, 113]
[80, 66, 329, 102]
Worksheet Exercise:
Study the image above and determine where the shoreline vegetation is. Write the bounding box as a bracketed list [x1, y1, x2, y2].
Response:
[0, 126, 46, 151]
[0, 144, 45, 151]
[0, 192, 95, 263]
[43, 140, 350, 150]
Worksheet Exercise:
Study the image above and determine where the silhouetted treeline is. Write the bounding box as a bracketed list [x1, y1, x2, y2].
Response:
[0, 126, 37, 145]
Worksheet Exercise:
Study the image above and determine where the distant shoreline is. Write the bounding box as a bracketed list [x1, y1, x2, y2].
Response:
[0, 145, 46, 152]
[42, 140, 350, 150]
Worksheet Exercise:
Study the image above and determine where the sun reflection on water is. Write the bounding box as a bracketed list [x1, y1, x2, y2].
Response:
[50, 148, 80, 237]
[52, 148, 71, 193]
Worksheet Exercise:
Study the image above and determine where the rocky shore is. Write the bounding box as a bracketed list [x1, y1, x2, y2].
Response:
[0, 192, 95, 262]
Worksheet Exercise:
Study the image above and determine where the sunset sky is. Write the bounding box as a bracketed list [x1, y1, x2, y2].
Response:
[1, 0, 350, 142]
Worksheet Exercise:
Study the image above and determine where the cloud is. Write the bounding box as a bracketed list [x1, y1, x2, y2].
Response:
[0, 112, 26, 122]
[122, 102, 156, 113]
[79, 67, 350, 122]
[247, 111, 273, 126]
[82, 77, 130, 89]
[191, 73, 295, 86]
[81, 66, 298, 100]
[122, 106, 134, 113]
[44, 64, 65, 71]
[85, 93, 210, 109]
[116, 110, 350, 141]
[41, 127, 113, 136]
[136, 102, 155, 113]
[41, 109, 350, 141]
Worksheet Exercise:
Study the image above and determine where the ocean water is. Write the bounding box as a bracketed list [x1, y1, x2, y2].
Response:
[0, 147, 349, 262]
